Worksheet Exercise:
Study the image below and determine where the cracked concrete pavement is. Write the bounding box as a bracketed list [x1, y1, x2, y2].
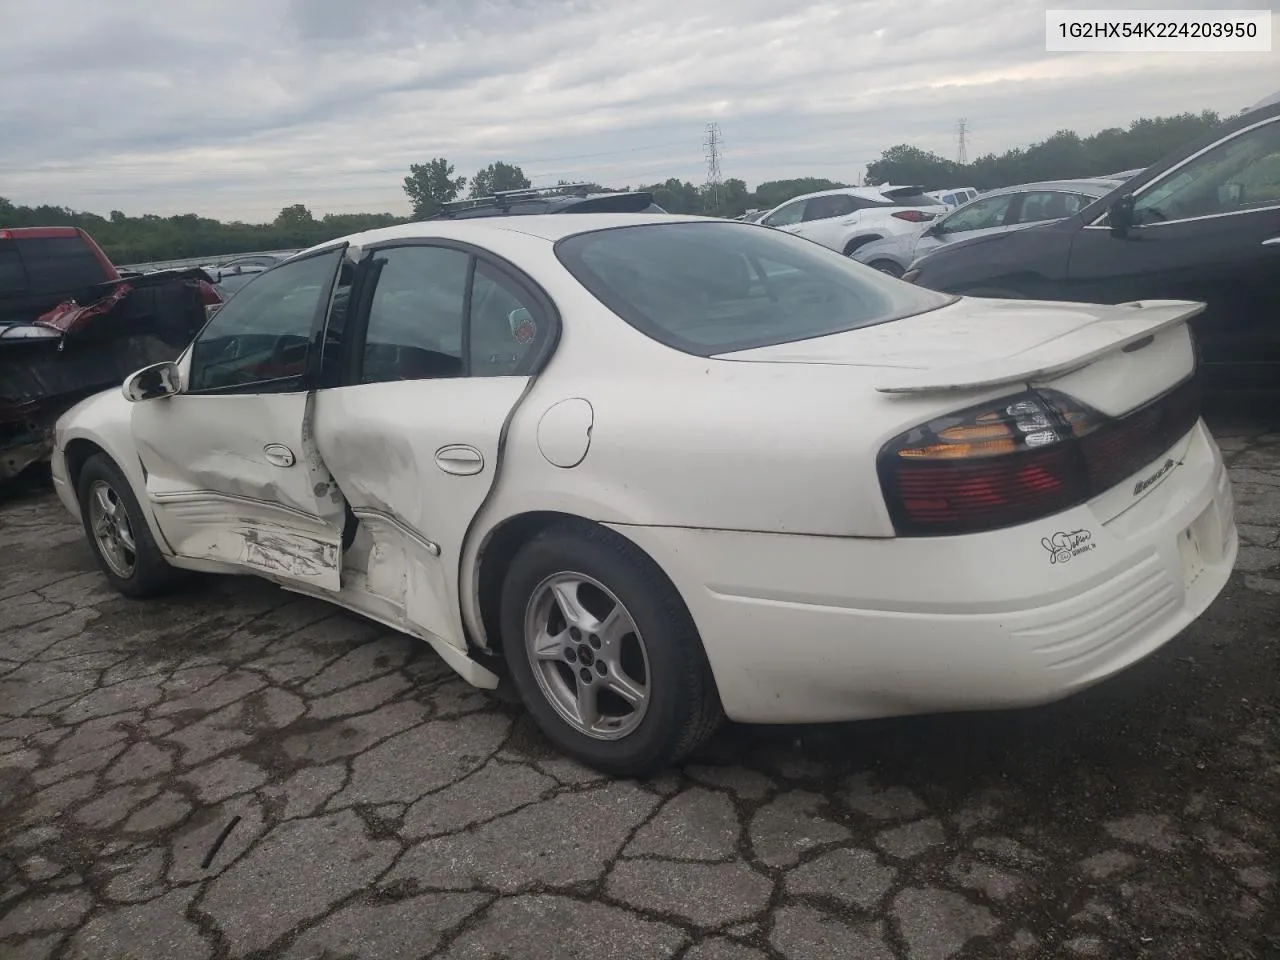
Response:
[1, 417, 1278, 960]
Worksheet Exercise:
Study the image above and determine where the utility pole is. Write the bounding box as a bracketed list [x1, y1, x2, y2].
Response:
[956, 118, 969, 166]
[704, 122, 723, 213]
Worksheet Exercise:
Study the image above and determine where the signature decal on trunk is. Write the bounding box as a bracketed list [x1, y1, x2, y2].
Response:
[1133, 458, 1176, 497]
[1042, 529, 1095, 564]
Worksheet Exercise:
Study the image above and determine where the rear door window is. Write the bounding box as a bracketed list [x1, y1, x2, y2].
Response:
[803, 195, 858, 221]
[17, 237, 110, 294]
[935, 194, 1015, 235]
[1013, 191, 1090, 223]
[763, 199, 806, 227]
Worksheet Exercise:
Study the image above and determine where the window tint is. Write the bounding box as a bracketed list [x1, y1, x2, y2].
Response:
[556, 221, 953, 357]
[468, 261, 544, 376]
[1134, 118, 1280, 225]
[763, 200, 805, 227]
[0, 246, 26, 297]
[936, 194, 1014, 235]
[1013, 190, 1090, 224]
[803, 195, 857, 221]
[360, 246, 469, 384]
[17, 237, 111, 294]
[318, 259, 357, 387]
[188, 248, 341, 392]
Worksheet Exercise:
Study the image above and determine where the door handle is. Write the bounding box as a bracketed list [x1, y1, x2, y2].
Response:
[1263, 236, 1280, 246]
[263, 443, 296, 467]
[434, 444, 484, 476]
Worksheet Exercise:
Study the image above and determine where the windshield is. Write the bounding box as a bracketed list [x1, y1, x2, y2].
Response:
[555, 221, 954, 356]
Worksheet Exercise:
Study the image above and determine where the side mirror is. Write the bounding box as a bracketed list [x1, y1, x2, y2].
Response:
[122, 361, 181, 402]
[1109, 195, 1136, 238]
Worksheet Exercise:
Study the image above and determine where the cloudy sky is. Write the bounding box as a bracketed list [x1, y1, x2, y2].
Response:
[0, 0, 1276, 222]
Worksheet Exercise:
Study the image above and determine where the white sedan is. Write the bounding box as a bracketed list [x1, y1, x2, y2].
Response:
[50, 213, 1238, 776]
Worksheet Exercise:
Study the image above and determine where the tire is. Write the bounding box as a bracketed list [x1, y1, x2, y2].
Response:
[500, 521, 723, 777]
[76, 453, 182, 598]
[867, 260, 904, 279]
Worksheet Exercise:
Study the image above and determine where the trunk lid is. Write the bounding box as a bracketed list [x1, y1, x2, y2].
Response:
[716, 296, 1205, 416]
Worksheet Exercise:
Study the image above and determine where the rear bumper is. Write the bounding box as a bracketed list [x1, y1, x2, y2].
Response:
[611, 420, 1236, 724]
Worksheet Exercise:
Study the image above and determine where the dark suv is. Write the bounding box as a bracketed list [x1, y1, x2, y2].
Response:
[427, 185, 666, 220]
[905, 96, 1280, 392]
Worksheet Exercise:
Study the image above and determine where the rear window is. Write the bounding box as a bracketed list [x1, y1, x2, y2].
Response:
[15, 236, 111, 294]
[0, 246, 25, 297]
[555, 221, 954, 356]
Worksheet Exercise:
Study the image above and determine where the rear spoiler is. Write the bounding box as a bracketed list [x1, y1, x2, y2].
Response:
[874, 300, 1206, 394]
[878, 185, 928, 201]
[567, 192, 656, 213]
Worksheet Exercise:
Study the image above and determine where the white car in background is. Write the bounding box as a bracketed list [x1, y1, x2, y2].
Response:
[51, 214, 1237, 775]
[928, 186, 980, 208]
[757, 185, 947, 256]
[853, 178, 1124, 277]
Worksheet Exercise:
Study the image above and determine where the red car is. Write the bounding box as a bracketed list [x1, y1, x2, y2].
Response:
[0, 226, 221, 480]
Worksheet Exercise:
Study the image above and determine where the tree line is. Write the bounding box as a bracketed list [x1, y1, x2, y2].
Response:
[0, 109, 1231, 265]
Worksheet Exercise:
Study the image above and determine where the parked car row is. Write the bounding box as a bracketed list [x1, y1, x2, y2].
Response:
[850, 178, 1125, 277]
[740, 91, 1279, 393]
[903, 95, 1280, 392]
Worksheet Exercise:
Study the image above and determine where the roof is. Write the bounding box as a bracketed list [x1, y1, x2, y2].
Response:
[295, 212, 716, 259]
[979, 178, 1123, 197]
[0, 226, 85, 239]
[769, 185, 940, 207]
[428, 189, 660, 220]
[1248, 88, 1280, 112]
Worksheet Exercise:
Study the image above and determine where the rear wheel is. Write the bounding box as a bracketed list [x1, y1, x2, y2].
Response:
[867, 260, 904, 278]
[500, 522, 722, 776]
[77, 454, 182, 598]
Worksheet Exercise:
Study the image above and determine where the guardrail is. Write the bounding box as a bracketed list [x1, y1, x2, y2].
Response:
[117, 249, 299, 274]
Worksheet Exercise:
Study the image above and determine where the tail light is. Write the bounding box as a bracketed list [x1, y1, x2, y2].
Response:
[878, 379, 1199, 536]
[891, 210, 936, 222]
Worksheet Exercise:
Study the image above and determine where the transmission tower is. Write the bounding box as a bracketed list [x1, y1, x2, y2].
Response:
[704, 122, 724, 211]
[955, 118, 969, 166]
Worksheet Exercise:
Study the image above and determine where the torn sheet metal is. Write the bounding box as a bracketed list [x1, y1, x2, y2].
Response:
[240, 527, 341, 585]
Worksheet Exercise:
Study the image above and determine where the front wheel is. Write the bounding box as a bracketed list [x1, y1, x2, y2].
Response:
[76, 453, 183, 598]
[500, 522, 722, 776]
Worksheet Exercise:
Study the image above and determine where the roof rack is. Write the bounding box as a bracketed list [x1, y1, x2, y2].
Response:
[439, 182, 595, 214]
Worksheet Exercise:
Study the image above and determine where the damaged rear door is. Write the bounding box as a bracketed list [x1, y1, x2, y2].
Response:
[310, 240, 557, 652]
[130, 245, 352, 590]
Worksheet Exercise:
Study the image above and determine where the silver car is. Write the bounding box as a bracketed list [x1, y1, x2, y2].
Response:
[202, 253, 292, 297]
[852, 179, 1123, 277]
